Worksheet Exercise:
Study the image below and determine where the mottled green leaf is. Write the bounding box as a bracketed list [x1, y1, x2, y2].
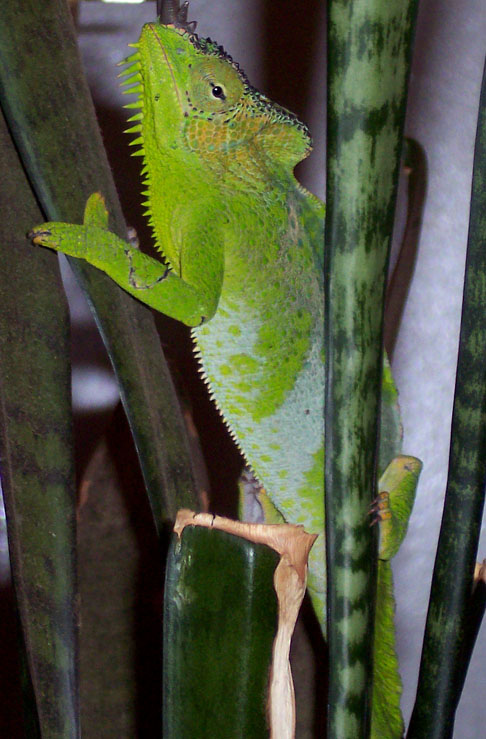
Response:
[325, 1, 418, 734]
[408, 57, 486, 739]
[0, 108, 77, 739]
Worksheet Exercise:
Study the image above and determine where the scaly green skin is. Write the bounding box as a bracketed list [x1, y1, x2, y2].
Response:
[30, 22, 419, 734]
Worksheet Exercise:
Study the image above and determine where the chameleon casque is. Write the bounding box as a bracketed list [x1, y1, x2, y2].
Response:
[31, 12, 420, 735]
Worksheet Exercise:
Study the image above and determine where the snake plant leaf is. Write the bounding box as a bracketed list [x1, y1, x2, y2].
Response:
[408, 58, 486, 739]
[325, 0, 419, 734]
[164, 525, 279, 738]
[0, 109, 78, 738]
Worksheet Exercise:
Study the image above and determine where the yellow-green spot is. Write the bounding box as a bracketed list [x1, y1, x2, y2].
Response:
[305, 446, 324, 490]
[236, 381, 253, 392]
[228, 405, 243, 416]
[230, 353, 259, 373]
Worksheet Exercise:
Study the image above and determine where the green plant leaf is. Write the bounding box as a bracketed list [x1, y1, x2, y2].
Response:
[324, 1, 419, 734]
[163, 524, 280, 738]
[0, 108, 77, 739]
[408, 58, 486, 739]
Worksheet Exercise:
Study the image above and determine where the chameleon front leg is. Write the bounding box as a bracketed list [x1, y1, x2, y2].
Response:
[30, 193, 222, 327]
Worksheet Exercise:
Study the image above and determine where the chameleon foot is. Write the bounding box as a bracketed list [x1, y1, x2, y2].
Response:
[28, 222, 82, 256]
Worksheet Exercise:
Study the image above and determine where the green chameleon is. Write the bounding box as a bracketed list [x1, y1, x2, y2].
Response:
[30, 15, 420, 736]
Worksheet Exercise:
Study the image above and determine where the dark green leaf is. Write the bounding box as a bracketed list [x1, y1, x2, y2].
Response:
[163, 525, 280, 738]
[408, 58, 486, 739]
[0, 108, 78, 739]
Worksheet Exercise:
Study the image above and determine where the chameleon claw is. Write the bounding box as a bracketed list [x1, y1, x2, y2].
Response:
[369, 491, 392, 525]
[28, 228, 53, 246]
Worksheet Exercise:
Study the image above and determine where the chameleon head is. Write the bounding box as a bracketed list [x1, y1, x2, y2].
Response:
[120, 22, 311, 170]
[121, 23, 246, 153]
[119, 22, 314, 265]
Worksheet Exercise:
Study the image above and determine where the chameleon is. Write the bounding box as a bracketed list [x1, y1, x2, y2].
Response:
[30, 14, 420, 736]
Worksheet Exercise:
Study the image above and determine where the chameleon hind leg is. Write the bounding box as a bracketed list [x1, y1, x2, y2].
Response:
[373, 455, 422, 561]
[371, 455, 422, 739]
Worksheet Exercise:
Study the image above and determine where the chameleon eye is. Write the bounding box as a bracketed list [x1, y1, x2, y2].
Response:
[211, 84, 226, 100]
[189, 57, 244, 112]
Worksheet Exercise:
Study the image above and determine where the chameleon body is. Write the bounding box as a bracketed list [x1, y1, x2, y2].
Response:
[31, 20, 420, 735]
